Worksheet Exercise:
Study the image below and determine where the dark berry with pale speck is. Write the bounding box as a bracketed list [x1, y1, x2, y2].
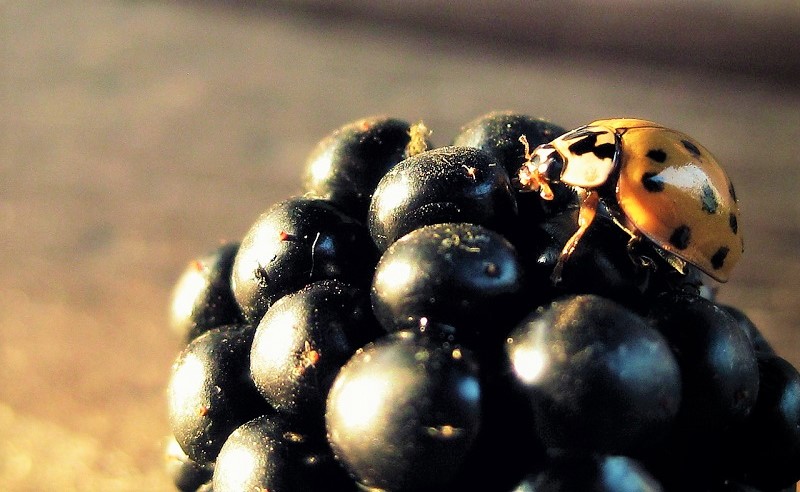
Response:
[231, 196, 378, 323]
[326, 330, 481, 492]
[250, 280, 382, 419]
[452, 111, 576, 233]
[302, 116, 418, 222]
[169, 242, 244, 343]
[167, 324, 271, 465]
[213, 414, 356, 492]
[452, 111, 566, 179]
[367, 145, 518, 251]
[371, 222, 526, 348]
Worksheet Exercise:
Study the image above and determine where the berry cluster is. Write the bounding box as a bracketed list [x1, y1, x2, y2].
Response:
[164, 112, 800, 492]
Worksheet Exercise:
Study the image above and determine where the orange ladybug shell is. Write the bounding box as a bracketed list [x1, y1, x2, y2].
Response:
[602, 119, 743, 282]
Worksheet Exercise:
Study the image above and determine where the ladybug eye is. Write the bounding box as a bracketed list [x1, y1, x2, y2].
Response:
[538, 151, 564, 182]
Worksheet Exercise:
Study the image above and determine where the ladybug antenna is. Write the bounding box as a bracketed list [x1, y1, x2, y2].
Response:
[519, 134, 533, 161]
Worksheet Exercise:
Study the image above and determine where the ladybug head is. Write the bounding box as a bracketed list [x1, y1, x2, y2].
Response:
[517, 142, 564, 201]
[532, 145, 565, 183]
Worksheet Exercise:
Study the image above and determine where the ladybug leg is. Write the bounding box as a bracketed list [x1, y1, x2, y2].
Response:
[626, 235, 655, 269]
[604, 210, 653, 269]
[552, 190, 599, 283]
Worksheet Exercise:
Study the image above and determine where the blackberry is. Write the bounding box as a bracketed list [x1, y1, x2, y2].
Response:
[231, 196, 377, 323]
[506, 294, 682, 455]
[302, 116, 418, 222]
[168, 242, 244, 343]
[212, 414, 356, 492]
[325, 330, 481, 491]
[367, 145, 518, 251]
[166, 324, 271, 465]
[371, 222, 527, 348]
[452, 111, 566, 180]
[250, 279, 382, 420]
[162, 114, 799, 492]
[163, 436, 212, 492]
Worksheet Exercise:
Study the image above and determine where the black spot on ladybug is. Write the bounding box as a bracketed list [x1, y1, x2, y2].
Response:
[729, 213, 738, 234]
[593, 143, 616, 160]
[681, 139, 702, 157]
[711, 246, 729, 270]
[700, 184, 719, 214]
[568, 134, 615, 160]
[641, 172, 665, 192]
[729, 182, 738, 202]
[669, 225, 691, 250]
[646, 149, 667, 163]
[568, 135, 595, 154]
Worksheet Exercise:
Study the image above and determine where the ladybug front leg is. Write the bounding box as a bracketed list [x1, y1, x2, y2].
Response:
[552, 190, 600, 283]
[626, 235, 655, 269]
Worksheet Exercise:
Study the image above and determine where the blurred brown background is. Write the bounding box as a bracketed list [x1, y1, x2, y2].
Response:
[1, 1, 798, 490]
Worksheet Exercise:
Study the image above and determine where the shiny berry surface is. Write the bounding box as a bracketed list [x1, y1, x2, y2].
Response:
[213, 414, 354, 492]
[250, 280, 382, 418]
[452, 110, 566, 179]
[167, 324, 271, 465]
[231, 196, 378, 323]
[367, 145, 518, 251]
[168, 242, 244, 343]
[647, 292, 759, 432]
[371, 222, 526, 347]
[302, 116, 415, 221]
[325, 330, 481, 492]
[506, 294, 682, 454]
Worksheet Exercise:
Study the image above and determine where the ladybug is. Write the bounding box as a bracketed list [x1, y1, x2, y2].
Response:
[517, 118, 743, 284]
